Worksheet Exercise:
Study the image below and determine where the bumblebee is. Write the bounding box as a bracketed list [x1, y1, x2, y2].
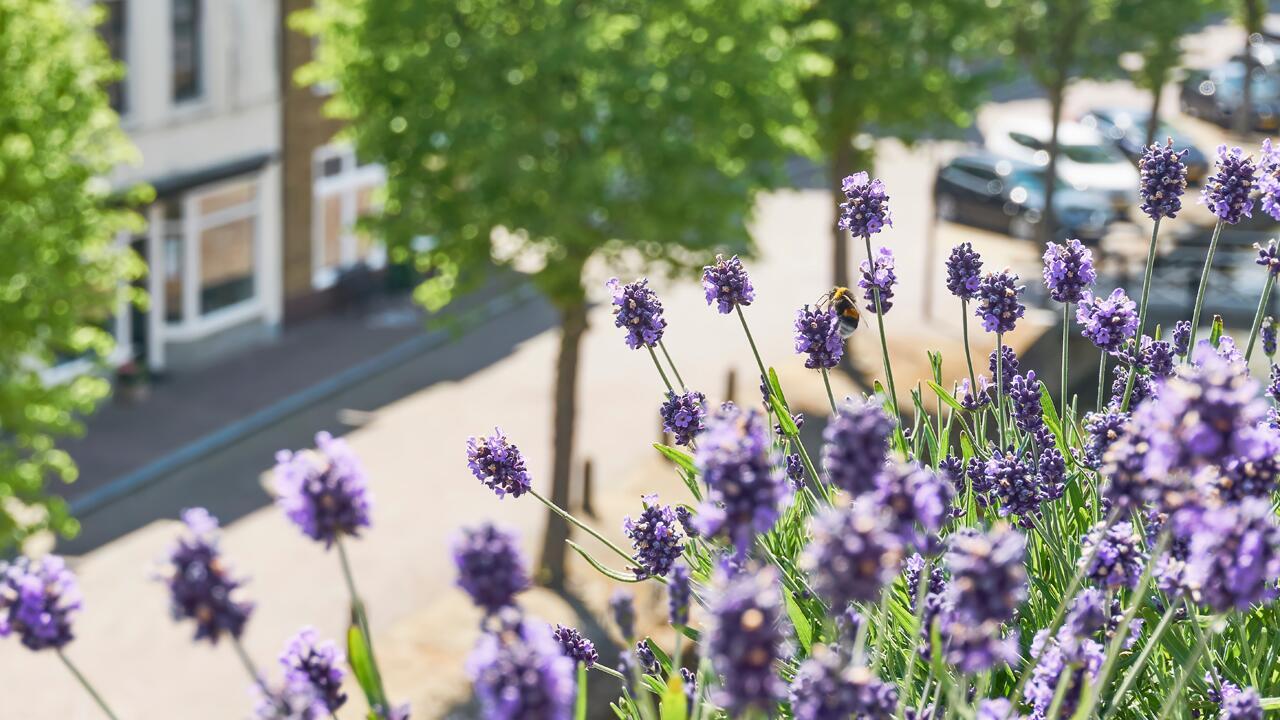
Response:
[818, 287, 861, 338]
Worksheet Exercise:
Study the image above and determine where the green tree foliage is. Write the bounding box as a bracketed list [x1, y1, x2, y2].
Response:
[0, 0, 145, 548]
[793, 0, 999, 290]
[1112, 0, 1215, 145]
[294, 0, 809, 585]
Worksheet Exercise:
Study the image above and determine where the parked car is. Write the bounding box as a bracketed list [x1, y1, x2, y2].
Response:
[1180, 63, 1280, 131]
[1078, 108, 1210, 184]
[933, 153, 1117, 244]
[983, 119, 1139, 214]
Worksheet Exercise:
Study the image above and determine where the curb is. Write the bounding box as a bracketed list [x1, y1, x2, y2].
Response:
[69, 287, 535, 517]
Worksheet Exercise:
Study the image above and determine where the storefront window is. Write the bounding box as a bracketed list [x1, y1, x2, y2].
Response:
[313, 145, 385, 288]
[196, 182, 257, 315]
[163, 200, 184, 322]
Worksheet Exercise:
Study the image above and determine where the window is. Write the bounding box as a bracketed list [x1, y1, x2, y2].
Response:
[312, 146, 386, 288]
[163, 200, 185, 322]
[172, 0, 202, 102]
[100, 1, 127, 113]
[194, 182, 258, 315]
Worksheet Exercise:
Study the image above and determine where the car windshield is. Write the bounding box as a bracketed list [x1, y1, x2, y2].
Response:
[1007, 170, 1045, 193]
[1059, 143, 1120, 164]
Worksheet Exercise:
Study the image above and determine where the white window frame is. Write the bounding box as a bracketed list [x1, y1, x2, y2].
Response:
[163, 175, 264, 341]
[311, 144, 386, 290]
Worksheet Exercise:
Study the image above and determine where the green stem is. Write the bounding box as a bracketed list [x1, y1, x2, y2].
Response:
[1155, 616, 1222, 720]
[995, 333, 1006, 447]
[962, 299, 978, 396]
[647, 345, 675, 394]
[1103, 602, 1179, 719]
[735, 305, 770, 391]
[530, 488, 636, 567]
[57, 650, 121, 720]
[658, 340, 686, 390]
[864, 235, 901, 416]
[1186, 220, 1225, 358]
[820, 367, 837, 415]
[1061, 303, 1071, 413]
[591, 663, 627, 682]
[1134, 218, 1161, 340]
[1245, 273, 1276, 362]
[337, 538, 388, 706]
[1096, 349, 1107, 412]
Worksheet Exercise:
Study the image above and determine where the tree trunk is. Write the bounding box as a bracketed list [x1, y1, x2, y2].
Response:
[1145, 75, 1165, 147]
[1041, 75, 1066, 245]
[1237, 36, 1254, 137]
[538, 295, 588, 590]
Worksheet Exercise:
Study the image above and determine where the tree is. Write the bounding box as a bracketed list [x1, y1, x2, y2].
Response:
[295, 0, 809, 587]
[1235, 0, 1265, 136]
[0, 0, 144, 548]
[1113, 0, 1215, 146]
[1005, 0, 1120, 243]
[793, 0, 998, 292]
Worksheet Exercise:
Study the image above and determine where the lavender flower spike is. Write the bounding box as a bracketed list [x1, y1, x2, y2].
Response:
[1139, 138, 1189, 220]
[1042, 239, 1096, 304]
[1186, 498, 1280, 612]
[467, 615, 576, 720]
[838, 171, 892, 238]
[1076, 288, 1139, 352]
[975, 270, 1026, 334]
[0, 555, 81, 651]
[1263, 316, 1277, 357]
[281, 627, 348, 714]
[945, 242, 984, 300]
[606, 277, 666, 349]
[822, 395, 894, 496]
[1259, 137, 1280, 221]
[552, 625, 598, 667]
[452, 523, 531, 614]
[1256, 239, 1280, 276]
[794, 305, 844, 369]
[693, 404, 789, 554]
[623, 494, 685, 579]
[160, 507, 254, 644]
[1202, 145, 1257, 224]
[801, 498, 904, 609]
[274, 431, 373, 547]
[705, 567, 785, 715]
[858, 246, 898, 314]
[467, 427, 532, 499]
[660, 390, 707, 447]
[702, 254, 755, 314]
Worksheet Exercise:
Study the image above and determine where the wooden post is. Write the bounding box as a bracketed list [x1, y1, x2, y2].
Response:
[581, 458, 596, 519]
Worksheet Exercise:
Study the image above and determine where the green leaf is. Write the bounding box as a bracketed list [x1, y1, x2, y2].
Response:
[1038, 380, 1064, 440]
[785, 590, 813, 653]
[654, 443, 697, 476]
[927, 380, 966, 414]
[660, 673, 688, 720]
[646, 638, 673, 675]
[567, 540, 643, 582]
[1260, 697, 1280, 710]
[770, 394, 798, 435]
[642, 674, 668, 696]
[678, 624, 702, 643]
[1210, 315, 1224, 347]
[347, 621, 386, 708]
[575, 663, 588, 720]
[767, 368, 790, 410]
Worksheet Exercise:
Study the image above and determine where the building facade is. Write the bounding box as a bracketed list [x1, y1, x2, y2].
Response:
[90, 0, 386, 377]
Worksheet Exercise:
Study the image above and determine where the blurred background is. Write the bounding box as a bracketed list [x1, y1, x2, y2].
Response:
[4, 0, 1280, 717]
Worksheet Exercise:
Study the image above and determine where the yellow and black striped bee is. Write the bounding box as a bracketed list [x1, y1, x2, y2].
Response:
[818, 287, 861, 338]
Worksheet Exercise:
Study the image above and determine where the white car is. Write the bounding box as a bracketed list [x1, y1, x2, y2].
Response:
[983, 119, 1139, 214]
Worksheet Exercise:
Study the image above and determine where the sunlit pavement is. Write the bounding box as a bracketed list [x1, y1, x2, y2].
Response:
[0, 17, 1267, 720]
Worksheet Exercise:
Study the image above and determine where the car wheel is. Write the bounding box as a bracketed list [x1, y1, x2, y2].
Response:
[936, 193, 958, 222]
[1010, 216, 1036, 241]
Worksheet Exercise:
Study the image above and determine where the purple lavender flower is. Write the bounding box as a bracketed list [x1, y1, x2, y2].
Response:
[0, 555, 80, 651]
[660, 390, 707, 447]
[280, 627, 347, 714]
[1258, 137, 1280, 222]
[467, 615, 576, 720]
[1139, 138, 1189, 220]
[986, 451, 1042, 527]
[1173, 320, 1192, 356]
[903, 553, 951, 656]
[702, 254, 755, 314]
[786, 453, 805, 489]
[609, 591, 634, 640]
[788, 649, 899, 720]
[1008, 370, 1045, 436]
[467, 428, 532, 499]
[1081, 410, 1129, 469]
[1217, 436, 1280, 502]
[947, 525, 1027, 625]
[1143, 336, 1176, 378]
[273, 432, 372, 547]
[965, 456, 994, 504]
[669, 564, 691, 626]
[1023, 625, 1104, 719]
[838, 171, 892, 238]
[606, 277, 666, 349]
[675, 505, 699, 539]
[1110, 364, 1156, 409]
[1080, 521, 1146, 590]
[552, 625, 597, 667]
[794, 305, 844, 369]
[1256, 240, 1280, 278]
[975, 270, 1026, 334]
[801, 498, 904, 609]
[1202, 145, 1257, 224]
[945, 242, 984, 300]
[705, 567, 785, 715]
[989, 345, 1020, 393]
[874, 461, 954, 554]
[858, 246, 897, 314]
[1135, 347, 1271, 479]
[1039, 446, 1067, 502]
[636, 639, 658, 675]
[693, 405, 789, 554]
[957, 376, 992, 411]
[1263, 316, 1277, 357]
[1064, 587, 1108, 639]
[1214, 680, 1264, 720]
[976, 699, 1016, 720]
[1077, 288, 1139, 352]
[161, 508, 254, 644]
[452, 523, 530, 614]
[822, 396, 893, 496]
[1100, 431, 1156, 512]
[623, 495, 685, 580]
[1042, 239, 1097, 304]
[1186, 498, 1280, 612]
